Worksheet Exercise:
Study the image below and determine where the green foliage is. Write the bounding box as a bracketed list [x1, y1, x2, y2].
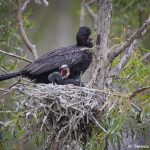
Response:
[113, 51, 150, 92]
[24, 8, 34, 29]
[0, 0, 22, 72]
[0, 1, 150, 150]
[0, 0, 34, 74]
[87, 93, 149, 149]
[0, 1, 34, 149]
[112, 0, 150, 27]
[88, 131, 106, 150]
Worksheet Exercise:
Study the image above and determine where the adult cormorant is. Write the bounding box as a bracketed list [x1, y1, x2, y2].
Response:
[0, 26, 93, 83]
[48, 64, 84, 86]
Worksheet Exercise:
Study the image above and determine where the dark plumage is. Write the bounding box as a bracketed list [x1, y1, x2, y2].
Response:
[48, 72, 85, 87]
[0, 26, 92, 83]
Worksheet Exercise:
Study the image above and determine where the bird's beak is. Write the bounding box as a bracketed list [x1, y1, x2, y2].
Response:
[59, 66, 63, 69]
[60, 67, 70, 79]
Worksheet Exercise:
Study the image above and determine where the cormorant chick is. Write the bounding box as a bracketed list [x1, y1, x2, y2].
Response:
[48, 64, 84, 87]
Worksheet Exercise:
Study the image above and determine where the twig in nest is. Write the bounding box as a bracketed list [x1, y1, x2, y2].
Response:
[11, 80, 113, 148]
[91, 114, 107, 133]
[0, 88, 10, 93]
[9, 77, 21, 89]
[10, 80, 140, 149]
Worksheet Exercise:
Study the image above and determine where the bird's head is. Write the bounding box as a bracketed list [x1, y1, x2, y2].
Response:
[59, 64, 70, 79]
[76, 26, 93, 48]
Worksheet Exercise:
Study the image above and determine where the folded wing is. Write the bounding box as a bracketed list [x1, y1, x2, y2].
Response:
[22, 45, 84, 75]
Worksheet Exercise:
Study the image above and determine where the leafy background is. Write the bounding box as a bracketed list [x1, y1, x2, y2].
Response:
[0, 0, 150, 149]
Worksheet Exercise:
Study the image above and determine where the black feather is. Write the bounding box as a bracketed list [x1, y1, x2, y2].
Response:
[0, 26, 93, 83]
[48, 72, 84, 87]
[0, 72, 20, 81]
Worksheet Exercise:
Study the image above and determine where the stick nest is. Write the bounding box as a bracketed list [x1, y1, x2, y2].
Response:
[11, 80, 121, 149]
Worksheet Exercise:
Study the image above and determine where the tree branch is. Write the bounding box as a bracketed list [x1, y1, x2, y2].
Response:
[21, 0, 31, 11]
[89, 0, 112, 88]
[17, 0, 38, 60]
[142, 52, 150, 63]
[87, 0, 96, 6]
[84, 0, 96, 23]
[129, 86, 150, 100]
[0, 49, 33, 63]
[80, 0, 85, 26]
[108, 40, 138, 77]
[108, 16, 150, 77]
[0, 67, 8, 73]
[108, 16, 150, 62]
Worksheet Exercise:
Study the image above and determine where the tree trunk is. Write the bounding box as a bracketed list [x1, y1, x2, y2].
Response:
[91, 0, 112, 89]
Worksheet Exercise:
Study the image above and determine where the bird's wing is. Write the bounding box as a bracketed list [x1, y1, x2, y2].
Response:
[23, 46, 84, 75]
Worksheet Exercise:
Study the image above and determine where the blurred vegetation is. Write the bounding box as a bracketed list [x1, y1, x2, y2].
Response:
[0, 0, 26, 73]
[0, 0, 150, 150]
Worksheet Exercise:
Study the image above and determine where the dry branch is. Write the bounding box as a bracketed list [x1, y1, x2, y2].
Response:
[0, 49, 33, 63]
[108, 40, 138, 77]
[142, 52, 150, 63]
[80, 0, 85, 26]
[17, 0, 38, 60]
[21, 0, 31, 11]
[87, 0, 96, 6]
[84, 0, 96, 23]
[0, 66, 8, 73]
[129, 86, 150, 100]
[108, 16, 150, 78]
[108, 16, 150, 62]
[89, 0, 112, 88]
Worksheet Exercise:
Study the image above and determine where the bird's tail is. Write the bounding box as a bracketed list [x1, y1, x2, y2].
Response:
[0, 72, 21, 81]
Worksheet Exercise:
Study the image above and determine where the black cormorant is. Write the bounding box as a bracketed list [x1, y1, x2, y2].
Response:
[0, 26, 93, 83]
[48, 64, 84, 86]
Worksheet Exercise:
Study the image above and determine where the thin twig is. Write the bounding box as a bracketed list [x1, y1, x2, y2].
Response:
[141, 52, 150, 63]
[9, 78, 21, 89]
[118, 72, 135, 88]
[108, 16, 150, 62]
[80, 0, 85, 26]
[131, 103, 141, 112]
[0, 67, 8, 73]
[87, 0, 96, 6]
[108, 40, 138, 77]
[21, 0, 31, 11]
[91, 115, 108, 133]
[129, 86, 150, 100]
[17, 0, 38, 60]
[108, 16, 150, 78]
[85, 1, 96, 22]
[0, 49, 33, 63]
[0, 88, 10, 92]
[0, 111, 16, 113]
